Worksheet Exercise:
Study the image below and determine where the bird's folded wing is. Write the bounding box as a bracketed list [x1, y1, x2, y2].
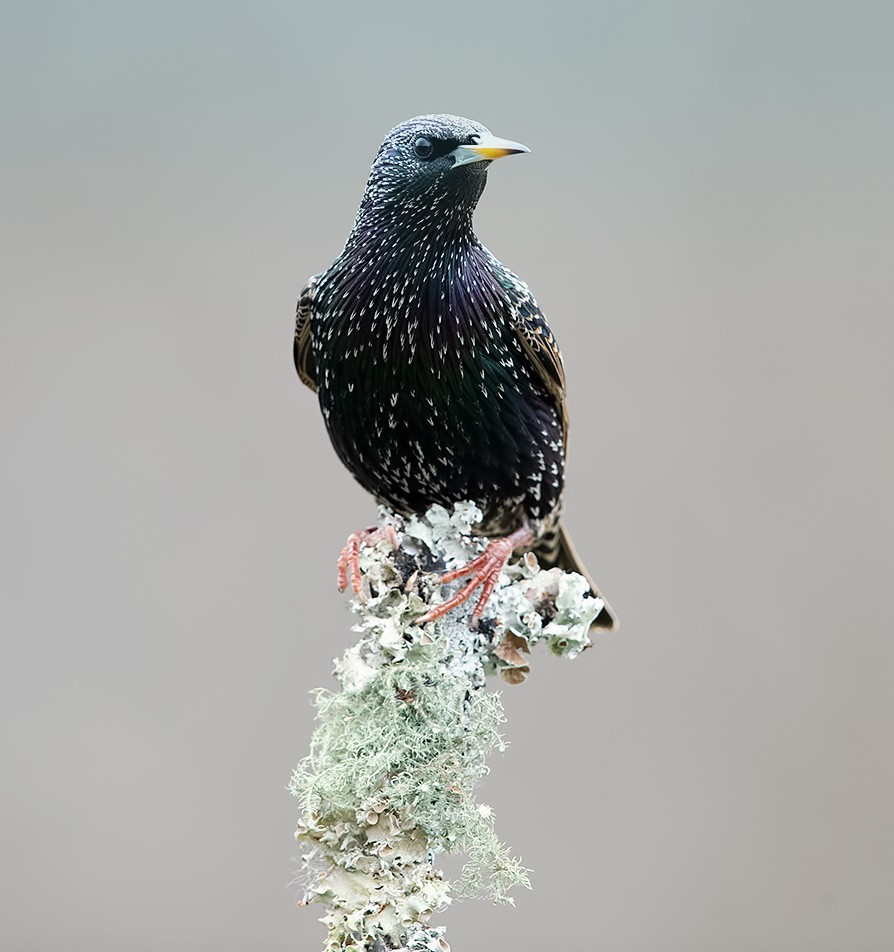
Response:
[294, 275, 320, 391]
[501, 275, 569, 449]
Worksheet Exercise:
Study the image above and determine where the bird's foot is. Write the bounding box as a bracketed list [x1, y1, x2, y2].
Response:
[337, 525, 400, 595]
[414, 526, 535, 626]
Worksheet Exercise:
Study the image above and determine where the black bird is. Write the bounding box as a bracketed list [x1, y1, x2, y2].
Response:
[294, 114, 617, 629]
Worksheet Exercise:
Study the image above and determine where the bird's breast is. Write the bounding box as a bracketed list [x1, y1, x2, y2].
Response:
[311, 245, 565, 525]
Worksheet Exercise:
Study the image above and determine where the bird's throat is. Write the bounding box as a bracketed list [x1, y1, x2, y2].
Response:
[321, 228, 506, 383]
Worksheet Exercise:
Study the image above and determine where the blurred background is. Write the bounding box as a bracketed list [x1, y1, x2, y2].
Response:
[2, 2, 892, 949]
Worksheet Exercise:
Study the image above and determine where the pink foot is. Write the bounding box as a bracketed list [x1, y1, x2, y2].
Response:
[337, 525, 400, 594]
[415, 526, 534, 626]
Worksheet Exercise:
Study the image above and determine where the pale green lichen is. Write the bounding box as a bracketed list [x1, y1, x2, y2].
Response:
[291, 641, 521, 892]
[291, 503, 610, 950]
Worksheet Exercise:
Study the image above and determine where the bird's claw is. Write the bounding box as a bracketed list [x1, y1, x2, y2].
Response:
[414, 526, 534, 626]
[337, 525, 400, 596]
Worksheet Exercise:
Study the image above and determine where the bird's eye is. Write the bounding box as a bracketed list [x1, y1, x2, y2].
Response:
[413, 136, 434, 159]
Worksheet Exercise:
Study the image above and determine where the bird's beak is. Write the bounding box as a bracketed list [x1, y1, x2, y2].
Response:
[451, 133, 530, 168]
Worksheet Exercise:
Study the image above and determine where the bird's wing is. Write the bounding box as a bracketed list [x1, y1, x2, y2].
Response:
[501, 273, 569, 448]
[294, 274, 320, 392]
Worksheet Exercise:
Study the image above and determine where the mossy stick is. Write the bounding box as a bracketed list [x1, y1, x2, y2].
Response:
[290, 503, 606, 951]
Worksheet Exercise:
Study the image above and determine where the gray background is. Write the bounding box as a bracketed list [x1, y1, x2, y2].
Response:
[2, 2, 892, 949]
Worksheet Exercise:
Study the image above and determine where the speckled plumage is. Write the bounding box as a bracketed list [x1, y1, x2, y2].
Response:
[295, 114, 616, 629]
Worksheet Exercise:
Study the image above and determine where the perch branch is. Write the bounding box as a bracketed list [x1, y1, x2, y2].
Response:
[290, 502, 608, 951]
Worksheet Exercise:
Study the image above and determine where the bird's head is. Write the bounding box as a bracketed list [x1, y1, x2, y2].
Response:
[355, 114, 529, 232]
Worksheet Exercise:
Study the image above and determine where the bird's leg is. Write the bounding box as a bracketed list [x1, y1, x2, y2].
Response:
[415, 526, 535, 626]
[337, 525, 400, 595]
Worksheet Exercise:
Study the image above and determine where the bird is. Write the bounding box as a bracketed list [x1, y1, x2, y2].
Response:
[294, 114, 617, 630]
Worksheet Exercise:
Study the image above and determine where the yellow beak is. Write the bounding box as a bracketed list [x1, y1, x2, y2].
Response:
[451, 133, 530, 168]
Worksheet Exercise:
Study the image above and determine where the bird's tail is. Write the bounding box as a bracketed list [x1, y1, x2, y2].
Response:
[533, 521, 619, 630]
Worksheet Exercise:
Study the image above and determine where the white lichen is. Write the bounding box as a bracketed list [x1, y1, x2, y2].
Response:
[290, 503, 610, 950]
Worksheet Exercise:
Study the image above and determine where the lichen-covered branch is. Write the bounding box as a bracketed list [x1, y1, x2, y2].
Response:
[290, 503, 608, 951]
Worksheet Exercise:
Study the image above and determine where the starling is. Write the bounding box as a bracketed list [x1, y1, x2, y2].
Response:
[294, 114, 617, 630]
